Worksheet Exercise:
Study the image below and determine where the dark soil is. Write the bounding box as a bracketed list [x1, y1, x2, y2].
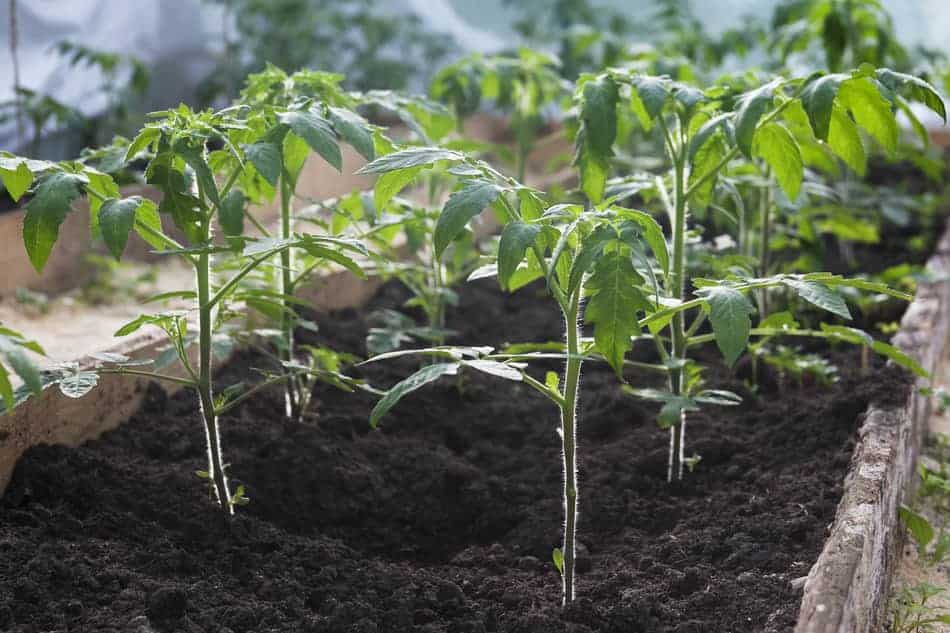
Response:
[0, 279, 913, 633]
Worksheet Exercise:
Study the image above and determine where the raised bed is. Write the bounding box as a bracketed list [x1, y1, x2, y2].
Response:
[795, 220, 950, 633]
[0, 212, 946, 632]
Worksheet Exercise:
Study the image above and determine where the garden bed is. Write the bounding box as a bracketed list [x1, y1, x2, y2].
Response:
[0, 265, 931, 633]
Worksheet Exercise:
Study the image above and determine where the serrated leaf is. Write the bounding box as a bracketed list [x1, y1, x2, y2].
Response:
[785, 280, 852, 319]
[370, 362, 459, 427]
[219, 189, 246, 237]
[630, 75, 670, 122]
[579, 75, 619, 156]
[244, 142, 282, 186]
[0, 340, 42, 396]
[615, 207, 669, 278]
[585, 251, 649, 375]
[702, 286, 753, 366]
[838, 76, 898, 153]
[899, 504, 934, 555]
[357, 147, 464, 174]
[133, 199, 165, 251]
[328, 106, 375, 161]
[827, 103, 866, 175]
[735, 79, 780, 157]
[801, 73, 846, 140]
[462, 359, 524, 381]
[753, 122, 803, 200]
[497, 221, 541, 290]
[567, 225, 615, 294]
[99, 197, 145, 259]
[688, 127, 728, 208]
[0, 160, 33, 202]
[435, 181, 501, 257]
[876, 69, 946, 122]
[279, 109, 342, 171]
[23, 172, 86, 272]
[58, 368, 99, 399]
[374, 166, 421, 210]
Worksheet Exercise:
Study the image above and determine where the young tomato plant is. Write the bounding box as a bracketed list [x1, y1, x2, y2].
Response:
[235, 66, 381, 421]
[431, 49, 570, 181]
[8, 104, 367, 514]
[357, 143, 665, 604]
[311, 190, 481, 354]
[573, 64, 944, 480]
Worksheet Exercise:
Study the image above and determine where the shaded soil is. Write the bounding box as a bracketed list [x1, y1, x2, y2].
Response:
[0, 280, 913, 633]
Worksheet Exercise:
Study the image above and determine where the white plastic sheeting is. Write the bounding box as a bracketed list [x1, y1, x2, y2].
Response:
[1, 0, 948, 153]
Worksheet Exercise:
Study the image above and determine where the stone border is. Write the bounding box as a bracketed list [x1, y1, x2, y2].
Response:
[795, 219, 950, 632]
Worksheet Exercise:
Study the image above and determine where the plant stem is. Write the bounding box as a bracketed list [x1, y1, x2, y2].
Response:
[668, 141, 688, 483]
[279, 177, 299, 420]
[196, 246, 232, 514]
[758, 171, 772, 318]
[559, 288, 582, 604]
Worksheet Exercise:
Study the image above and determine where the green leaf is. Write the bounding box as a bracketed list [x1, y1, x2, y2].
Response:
[701, 286, 753, 366]
[299, 242, 366, 279]
[244, 142, 282, 186]
[735, 79, 780, 157]
[688, 127, 728, 207]
[0, 364, 12, 411]
[579, 75, 619, 156]
[688, 113, 733, 161]
[800, 73, 846, 140]
[876, 69, 947, 122]
[219, 189, 246, 237]
[124, 127, 159, 161]
[575, 137, 610, 203]
[57, 367, 99, 399]
[23, 172, 86, 272]
[278, 109, 342, 171]
[497, 221, 541, 291]
[567, 225, 614, 294]
[374, 166, 421, 211]
[0, 339, 42, 396]
[585, 250, 649, 375]
[435, 180, 501, 257]
[357, 147, 464, 174]
[370, 362, 459, 428]
[838, 76, 898, 153]
[133, 200, 165, 251]
[630, 75, 670, 122]
[552, 548, 564, 575]
[461, 359, 524, 381]
[827, 103, 867, 175]
[0, 160, 33, 202]
[177, 144, 219, 208]
[328, 106, 375, 161]
[899, 504, 934, 555]
[785, 280, 852, 319]
[99, 197, 145, 259]
[753, 122, 803, 200]
[615, 207, 669, 277]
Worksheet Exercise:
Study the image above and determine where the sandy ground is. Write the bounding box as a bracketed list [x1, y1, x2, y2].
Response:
[889, 346, 950, 631]
[0, 259, 194, 365]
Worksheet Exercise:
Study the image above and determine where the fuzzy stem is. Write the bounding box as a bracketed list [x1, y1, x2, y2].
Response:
[668, 135, 688, 483]
[279, 177, 300, 420]
[758, 173, 772, 318]
[559, 288, 582, 604]
[196, 247, 232, 514]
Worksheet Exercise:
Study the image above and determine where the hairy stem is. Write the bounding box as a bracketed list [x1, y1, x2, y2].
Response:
[197, 247, 232, 514]
[559, 288, 582, 604]
[668, 140, 688, 482]
[758, 172, 772, 318]
[279, 177, 300, 420]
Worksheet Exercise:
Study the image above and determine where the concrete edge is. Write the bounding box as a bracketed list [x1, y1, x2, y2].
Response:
[795, 219, 950, 633]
